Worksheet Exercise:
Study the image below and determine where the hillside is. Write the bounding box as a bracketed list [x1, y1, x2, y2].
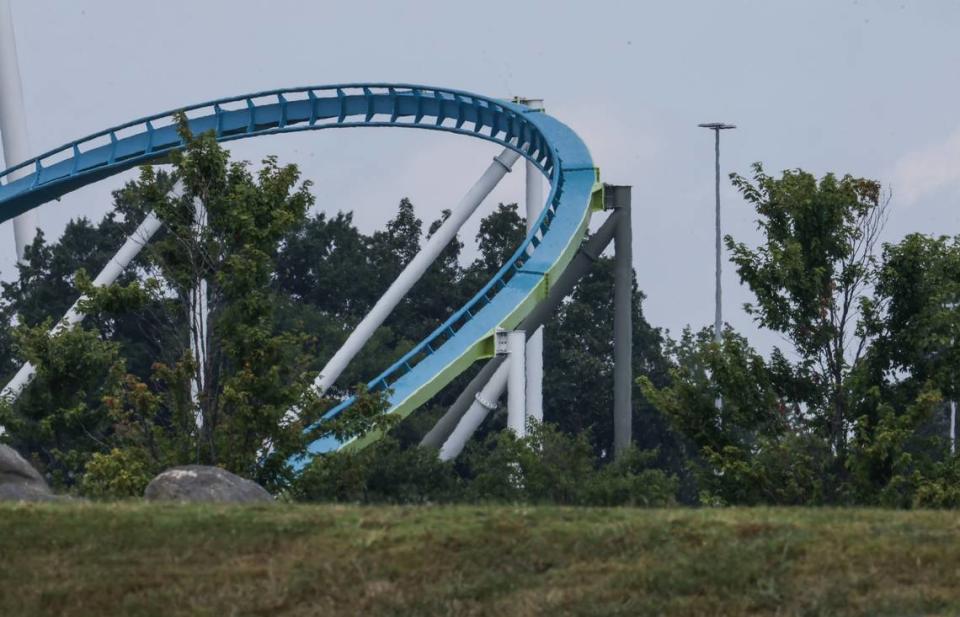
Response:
[0, 503, 956, 616]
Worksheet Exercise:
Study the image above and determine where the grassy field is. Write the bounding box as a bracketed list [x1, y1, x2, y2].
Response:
[0, 503, 958, 616]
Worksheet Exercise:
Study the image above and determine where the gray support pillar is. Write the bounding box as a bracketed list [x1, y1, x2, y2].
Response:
[609, 185, 633, 458]
[420, 208, 622, 450]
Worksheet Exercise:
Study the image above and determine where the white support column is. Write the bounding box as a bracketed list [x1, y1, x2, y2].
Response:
[519, 98, 545, 425]
[311, 148, 520, 396]
[505, 330, 527, 437]
[0, 211, 164, 403]
[951, 400, 956, 456]
[0, 0, 35, 261]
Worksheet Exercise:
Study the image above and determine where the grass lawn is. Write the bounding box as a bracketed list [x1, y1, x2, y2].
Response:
[0, 503, 958, 616]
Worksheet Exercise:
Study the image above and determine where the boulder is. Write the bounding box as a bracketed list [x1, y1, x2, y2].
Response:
[144, 465, 273, 503]
[0, 444, 56, 502]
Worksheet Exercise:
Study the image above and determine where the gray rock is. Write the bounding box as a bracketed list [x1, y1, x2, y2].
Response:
[0, 443, 55, 502]
[144, 465, 274, 503]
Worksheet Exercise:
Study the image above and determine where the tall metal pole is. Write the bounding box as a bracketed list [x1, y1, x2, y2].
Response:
[0, 0, 36, 261]
[698, 123, 735, 410]
[713, 129, 722, 346]
[698, 123, 735, 343]
[610, 185, 633, 457]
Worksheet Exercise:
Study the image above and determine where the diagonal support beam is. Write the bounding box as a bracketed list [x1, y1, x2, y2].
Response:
[0, 209, 164, 405]
[310, 148, 521, 397]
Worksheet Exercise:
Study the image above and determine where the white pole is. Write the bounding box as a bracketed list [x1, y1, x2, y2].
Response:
[0, 211, 163, 402]
[506, 330, 526, 437]
[519, 99, 545, 425]
[0, 0, 35, 261]
[439, 360, 509, 461]
[311, 148, 520, 396]
[951, 400, 956, 456]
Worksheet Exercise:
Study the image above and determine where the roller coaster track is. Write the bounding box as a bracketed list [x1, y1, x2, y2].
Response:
[0, 84, 600, 469]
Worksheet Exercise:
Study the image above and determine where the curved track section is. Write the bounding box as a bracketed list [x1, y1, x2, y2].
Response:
[0, 84, 599, 469]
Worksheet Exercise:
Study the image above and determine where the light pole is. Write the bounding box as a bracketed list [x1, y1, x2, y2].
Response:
[698, 123, 736, 346]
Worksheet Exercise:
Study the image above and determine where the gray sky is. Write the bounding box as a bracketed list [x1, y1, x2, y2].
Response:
[2, 0, 959, 354]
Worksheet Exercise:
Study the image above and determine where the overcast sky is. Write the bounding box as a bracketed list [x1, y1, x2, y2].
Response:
[2, 0, 959, 353]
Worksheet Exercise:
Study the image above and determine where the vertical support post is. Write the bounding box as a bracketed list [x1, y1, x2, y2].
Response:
[951, 400, 956, 456]
[519, 98, 545, 425]
[610, 185, 633, 458]
[0, 0, 36, 261]
[504, 330, 527, 437]
[699, 123, 735, 411]
[713, 129, 722, 348]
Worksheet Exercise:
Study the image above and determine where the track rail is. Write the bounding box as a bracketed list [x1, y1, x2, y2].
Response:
[0, 84, 599, 469]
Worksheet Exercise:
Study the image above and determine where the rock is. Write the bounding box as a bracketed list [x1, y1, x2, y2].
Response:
[144, 465, 273, 503]
[0, 444, 56, 502]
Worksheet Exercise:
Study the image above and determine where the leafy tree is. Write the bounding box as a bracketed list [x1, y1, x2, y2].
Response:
[640, 327, 829, 505]
[0, 321, 124, 487]
[850, 233, 960, 505]
[725, 164, 886, 474]
[1, 119, 329, 492]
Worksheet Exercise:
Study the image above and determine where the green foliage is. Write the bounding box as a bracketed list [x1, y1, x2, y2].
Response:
[80, 448, 153, 499]
[726, 163, 885, 457]
[640, 327, 829, 505]
[0, 321, 124, 488]
[293, 436, 462, 504]
[295, 422, 677, 507]
[913, 455, 960, 508]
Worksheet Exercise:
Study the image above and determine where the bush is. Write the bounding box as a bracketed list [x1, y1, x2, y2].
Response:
[293, 437, 462, 503]
[293, 422, 680, 507]
[80, 448, 154, 498]
[588, 447, 678, 507]
[912, 456, 960, 508]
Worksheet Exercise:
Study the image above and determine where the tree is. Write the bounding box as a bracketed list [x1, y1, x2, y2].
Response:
[640, 327, 829, 505]
[850, 233, 960, 505]
[1, 118, 328, 492]
[725, 164, 886, 472]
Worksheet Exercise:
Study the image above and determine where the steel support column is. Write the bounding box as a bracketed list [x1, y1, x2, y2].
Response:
[0, 0, 35, 260]
[519, 97, 545, 425]
[609, 185, 633, 457]
[505, 330, 527, 436]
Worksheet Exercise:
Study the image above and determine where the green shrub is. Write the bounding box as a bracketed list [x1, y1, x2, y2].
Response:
[80, 448, 154, 498]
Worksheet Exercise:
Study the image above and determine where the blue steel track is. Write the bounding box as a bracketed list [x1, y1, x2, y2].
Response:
[0, 85, 599, 470]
